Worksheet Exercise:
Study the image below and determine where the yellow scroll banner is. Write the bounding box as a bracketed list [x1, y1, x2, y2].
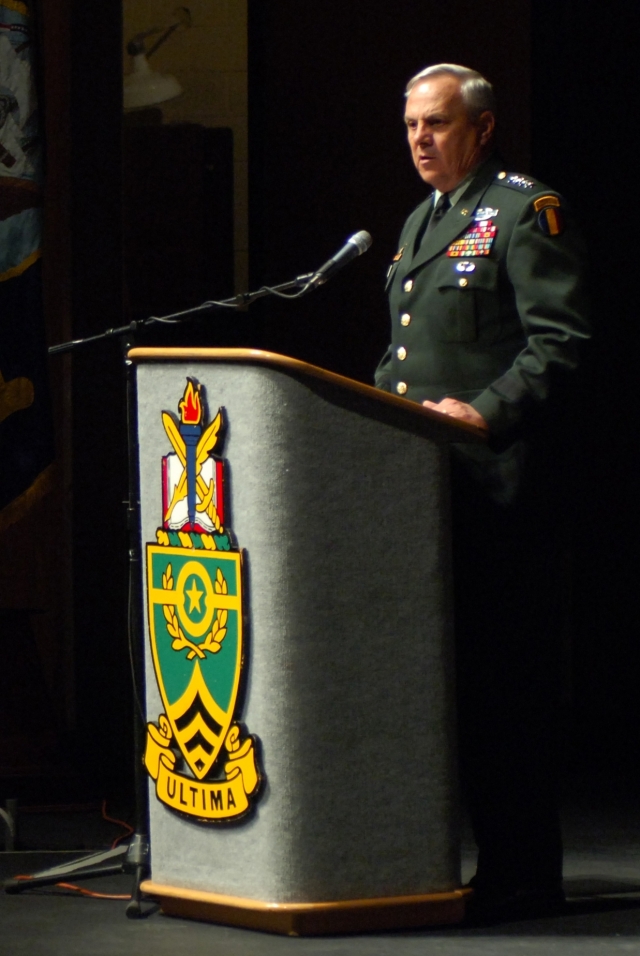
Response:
[145, 717, 259, 820]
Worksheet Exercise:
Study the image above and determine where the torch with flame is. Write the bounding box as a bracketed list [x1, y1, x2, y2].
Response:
[161, 379, 224, 533]
[179, 380, 203, 527]
[179, 380, 202, 426]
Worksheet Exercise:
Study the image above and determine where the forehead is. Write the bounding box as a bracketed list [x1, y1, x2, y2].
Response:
[404, 75, 465, 118]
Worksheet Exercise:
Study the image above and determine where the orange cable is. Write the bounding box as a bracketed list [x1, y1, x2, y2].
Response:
[100, 799, 135, 848]
[12, 799, 135, 899]
[52, 881, 131, 900]
[12, 876, 130, 900]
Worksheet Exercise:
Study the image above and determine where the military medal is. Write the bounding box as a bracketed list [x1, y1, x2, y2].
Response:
[447, 219, 497, 257]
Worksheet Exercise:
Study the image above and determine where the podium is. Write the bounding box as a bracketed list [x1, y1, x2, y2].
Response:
[129, 348, 483, 935]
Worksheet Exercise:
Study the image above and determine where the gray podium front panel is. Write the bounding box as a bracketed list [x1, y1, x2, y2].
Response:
[136, 359, 459, 904]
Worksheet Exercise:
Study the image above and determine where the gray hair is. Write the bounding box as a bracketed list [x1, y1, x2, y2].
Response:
[406, 63, 496, 121]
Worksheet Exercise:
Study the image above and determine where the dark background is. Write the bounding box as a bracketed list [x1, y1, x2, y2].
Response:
[15, 0, 636, 807]
[246, 0, 639, 801]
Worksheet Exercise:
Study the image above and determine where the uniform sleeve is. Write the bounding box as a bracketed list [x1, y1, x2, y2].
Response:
[471, 196, 591, 443]
[374, 346, 393, 391]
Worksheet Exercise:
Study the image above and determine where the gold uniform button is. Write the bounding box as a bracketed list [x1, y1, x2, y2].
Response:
[459, 277, 468, 288]
[460, 208, 469, 216]
[397, 346, 407, 361]
[498, 170, 507, 180]
[403, 279, 414, 292]
[396, 381, 407, 395]
[400, 312, 411, 326]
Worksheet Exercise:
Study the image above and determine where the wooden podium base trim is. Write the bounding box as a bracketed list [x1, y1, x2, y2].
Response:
[140, 880, 471, 936]
[128, 347, 485, 442]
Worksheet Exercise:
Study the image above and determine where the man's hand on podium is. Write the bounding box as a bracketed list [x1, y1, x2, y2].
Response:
[422, 397, 488, 431]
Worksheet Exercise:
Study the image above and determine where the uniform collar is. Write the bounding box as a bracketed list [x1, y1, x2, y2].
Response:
[405, 157, 502, 274]
[432, 166, 479, 211]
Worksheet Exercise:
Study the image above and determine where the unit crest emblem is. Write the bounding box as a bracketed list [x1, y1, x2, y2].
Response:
[144, 379, 262, 822]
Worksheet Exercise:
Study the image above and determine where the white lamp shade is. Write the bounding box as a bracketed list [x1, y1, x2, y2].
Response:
[124, 54, 183, 110]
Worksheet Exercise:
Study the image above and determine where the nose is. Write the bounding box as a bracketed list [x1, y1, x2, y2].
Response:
[412, 122, 431, 147]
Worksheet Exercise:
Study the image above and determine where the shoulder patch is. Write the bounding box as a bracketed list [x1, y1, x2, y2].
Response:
[495, 171, 536, 191]
[533, 194, 560, 212]
[537, 205, 564, 236]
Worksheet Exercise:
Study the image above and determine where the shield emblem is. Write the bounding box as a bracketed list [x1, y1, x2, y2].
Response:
[147, 545, 243, 780]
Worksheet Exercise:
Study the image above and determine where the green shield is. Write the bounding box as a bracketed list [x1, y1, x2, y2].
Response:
[146, 545, 243, 780]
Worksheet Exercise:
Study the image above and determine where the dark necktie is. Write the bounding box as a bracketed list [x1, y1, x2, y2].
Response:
[414, 193, 451, 254]
[426, 192, 451, 236]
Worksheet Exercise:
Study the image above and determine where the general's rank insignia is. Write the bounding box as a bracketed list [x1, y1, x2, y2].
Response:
[497, 171, 535, 190]
[144, 379, 262, 823]
[447, 219, 497, 257]
[507, 174, 535, 189]
[534, 195, 564, 236]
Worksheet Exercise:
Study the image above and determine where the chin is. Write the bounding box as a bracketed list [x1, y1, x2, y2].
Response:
[418, 168, 439, 187]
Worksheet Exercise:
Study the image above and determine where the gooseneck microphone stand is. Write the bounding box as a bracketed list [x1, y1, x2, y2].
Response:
[2, 240, 370, 915]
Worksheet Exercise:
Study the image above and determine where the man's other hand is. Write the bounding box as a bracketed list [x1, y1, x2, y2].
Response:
[422, 398, 488, 431]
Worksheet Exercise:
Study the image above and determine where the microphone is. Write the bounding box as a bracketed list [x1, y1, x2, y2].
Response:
[309, 231, 372, 286]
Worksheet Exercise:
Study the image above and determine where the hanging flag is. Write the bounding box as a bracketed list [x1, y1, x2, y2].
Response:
[0, 0, 54, 531]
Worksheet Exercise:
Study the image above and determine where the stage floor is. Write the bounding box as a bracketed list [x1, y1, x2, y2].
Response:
[2, 804, 640, 956]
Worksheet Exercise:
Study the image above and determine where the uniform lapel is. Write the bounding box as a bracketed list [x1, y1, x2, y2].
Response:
[406, 158, 502, 274]
[408, 205, 474, 272]
[387, 196, 433, 288]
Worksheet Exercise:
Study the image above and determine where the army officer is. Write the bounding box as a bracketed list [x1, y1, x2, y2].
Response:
[376, 63, 590, 920]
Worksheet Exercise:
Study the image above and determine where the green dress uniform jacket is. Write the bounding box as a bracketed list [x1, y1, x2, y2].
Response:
[375, 156, 590, 462]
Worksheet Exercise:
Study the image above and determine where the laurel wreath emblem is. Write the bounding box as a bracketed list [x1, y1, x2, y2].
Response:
[162, 564, 228, 660]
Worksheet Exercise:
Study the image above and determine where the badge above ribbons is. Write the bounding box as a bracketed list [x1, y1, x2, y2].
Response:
[144, 379, 262, 823]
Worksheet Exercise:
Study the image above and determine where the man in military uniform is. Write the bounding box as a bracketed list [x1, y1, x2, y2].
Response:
[376, 64, 590, 919]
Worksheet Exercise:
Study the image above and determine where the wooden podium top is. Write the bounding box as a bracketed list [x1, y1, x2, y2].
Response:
[128, 347, 486, 443]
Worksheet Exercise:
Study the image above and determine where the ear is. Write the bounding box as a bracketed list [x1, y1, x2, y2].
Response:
[478, 110, 496, 146]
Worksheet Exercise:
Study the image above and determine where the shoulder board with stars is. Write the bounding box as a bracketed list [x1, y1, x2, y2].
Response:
[495, 171, 537, 191]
